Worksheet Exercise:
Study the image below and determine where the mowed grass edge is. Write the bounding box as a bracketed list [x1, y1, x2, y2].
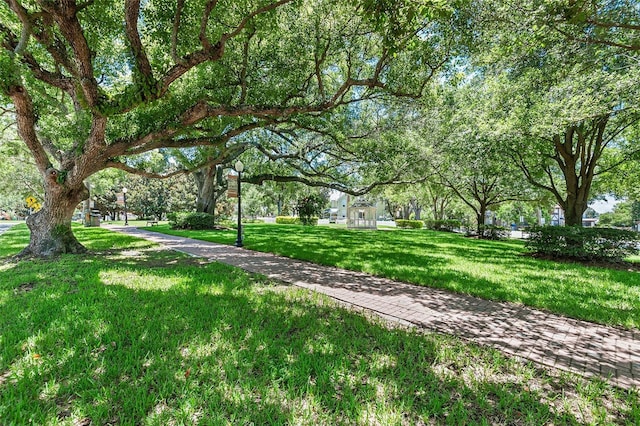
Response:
[1, 225, 639, 424]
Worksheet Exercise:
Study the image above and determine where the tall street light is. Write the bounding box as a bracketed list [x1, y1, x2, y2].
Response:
[235, 160, 244, 247]
[122, 187, 129, 226]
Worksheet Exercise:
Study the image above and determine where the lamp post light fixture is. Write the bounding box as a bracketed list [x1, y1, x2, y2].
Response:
[235, 160, 244, 247]
[122, 187, 129, 226]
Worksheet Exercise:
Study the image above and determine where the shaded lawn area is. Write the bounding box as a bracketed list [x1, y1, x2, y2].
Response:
[147, 224, 640, 329]
[1, 225, 639, 424]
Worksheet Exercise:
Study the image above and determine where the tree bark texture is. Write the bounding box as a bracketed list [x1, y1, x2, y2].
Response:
[194, 165, 226, 216]
[476, 203, 488, 234]
[194, 168, 216, 215]
[20, 175, 89, 257]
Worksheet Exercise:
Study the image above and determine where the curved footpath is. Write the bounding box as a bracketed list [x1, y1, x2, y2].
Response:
[106, 225, 640, 390]
[0, 222, 16, 236]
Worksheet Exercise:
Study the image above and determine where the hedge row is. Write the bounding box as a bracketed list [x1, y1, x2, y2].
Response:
[424, 219, 461, 231]
[395, 219, 424, 229]
[275, 216, 318, 226]
[525, 226, 639, 261]
[168, 212, 215, 230]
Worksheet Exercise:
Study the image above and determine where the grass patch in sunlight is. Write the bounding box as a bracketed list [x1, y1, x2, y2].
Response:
[1, 226, 638, 424]
[148, 223, 640, 329]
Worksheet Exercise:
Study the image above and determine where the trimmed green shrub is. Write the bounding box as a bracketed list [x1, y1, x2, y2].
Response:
[424, 219, 461, 231]
[395, 219, 424, 229]
[479, 225, 510, 240]
[275, 216, 319, 226]
[526, 226, 640, 261]
[168, 212, 215, 230]
[276, 216, 300, 225]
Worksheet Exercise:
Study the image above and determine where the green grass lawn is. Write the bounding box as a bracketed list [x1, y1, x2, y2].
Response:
[2, 225, 639, 424]
[146, 223, 640, 329]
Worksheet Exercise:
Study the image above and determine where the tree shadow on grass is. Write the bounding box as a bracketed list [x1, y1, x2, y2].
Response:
[0, 250, 618, 425]
[136, 224, 640, 329]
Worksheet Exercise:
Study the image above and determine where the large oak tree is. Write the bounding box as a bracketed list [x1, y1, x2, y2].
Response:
[1, 0, 462, 256]
[472, 0, 640, 226]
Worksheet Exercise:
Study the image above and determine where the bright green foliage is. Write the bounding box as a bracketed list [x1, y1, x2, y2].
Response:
[2, 0, 471, 256]
[633, 201, 640, 223]
[275, 216, 300, 224]
[467, 0, 640, 226]
[529, 0, 640, 54]
[126, 175, 196, 220]
[295, 193, 326, 225]
[0, 51, 20, 91]
[275, 215, 319, 225]
[395, 219, 424, 228]
[526, 226, 640, 261]
[0, 117, 41, 216]
[422, 84, 538, 232]
[598, 201, 635, 228]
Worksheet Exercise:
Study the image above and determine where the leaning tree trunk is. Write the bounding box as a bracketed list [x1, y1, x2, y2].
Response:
[20, 176, 89, 257]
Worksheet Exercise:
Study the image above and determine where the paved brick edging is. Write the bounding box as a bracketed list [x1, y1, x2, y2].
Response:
[106, 225, 640, 390]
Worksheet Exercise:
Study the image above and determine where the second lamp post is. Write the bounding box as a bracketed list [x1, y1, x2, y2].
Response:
[235, 160, 244, 247]
[122, 187, 129, 226]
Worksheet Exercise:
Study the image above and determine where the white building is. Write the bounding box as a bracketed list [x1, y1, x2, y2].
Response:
[329, 191, 388, 223]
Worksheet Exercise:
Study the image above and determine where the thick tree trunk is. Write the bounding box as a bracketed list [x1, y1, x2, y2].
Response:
[563, 198, 587, 226]
[552, 120, 603, 227]
[431, 198, 448, 221]
[385, 200, 397, 219]
[410, 199, 422, 220]
[402, 204, 411, 220]
[476, 203, 487, 234]
[194, 167, 217, 215]
[20, 181, 89, 257]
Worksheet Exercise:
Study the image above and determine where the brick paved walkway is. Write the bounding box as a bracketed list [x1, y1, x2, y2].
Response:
[107, 225, 640, 390]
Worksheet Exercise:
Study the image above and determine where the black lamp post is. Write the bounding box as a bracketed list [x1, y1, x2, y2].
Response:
[235, 160, 244, 247]
[123, 187, 129, 226]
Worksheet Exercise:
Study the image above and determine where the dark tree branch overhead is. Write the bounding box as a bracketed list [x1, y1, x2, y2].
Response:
[106, 161, 188, 180]
[244, 172, 430, 196]
[199, 0, 218, 51]
[543, 0, 640, 51]
[7, 86, 49, 174]
[124, 0, 155, 87]
[171, 0, 186, 63]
